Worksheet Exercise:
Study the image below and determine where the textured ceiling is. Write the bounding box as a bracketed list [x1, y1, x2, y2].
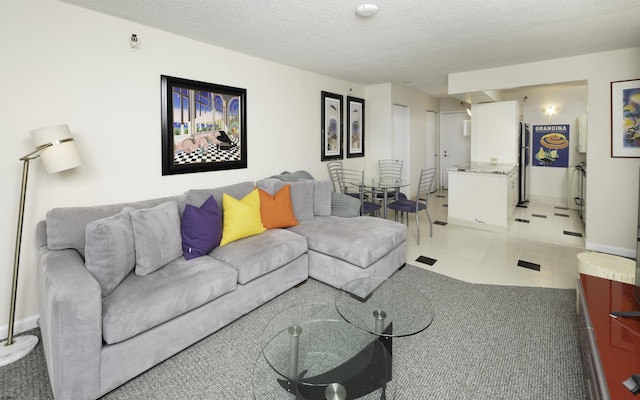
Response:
[58, 0, 640, 98]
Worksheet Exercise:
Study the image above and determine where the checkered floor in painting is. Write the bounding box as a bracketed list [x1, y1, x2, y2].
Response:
[174, 140, 240, 164]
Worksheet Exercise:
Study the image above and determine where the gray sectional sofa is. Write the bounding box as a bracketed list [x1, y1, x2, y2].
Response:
[36, 178, 407, 400]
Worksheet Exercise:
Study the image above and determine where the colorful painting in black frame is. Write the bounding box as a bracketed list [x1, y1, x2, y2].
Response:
[161, 75, 247, 175]
[611, 78, 640, 158]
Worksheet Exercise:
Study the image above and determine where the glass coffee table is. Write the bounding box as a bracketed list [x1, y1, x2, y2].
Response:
[253, 303, 393, 399]
[335, 277, 434, 338]
[253, 278, 433, 399]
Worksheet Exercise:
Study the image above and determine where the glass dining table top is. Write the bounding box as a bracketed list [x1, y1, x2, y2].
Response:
[363, 177, 410, 189]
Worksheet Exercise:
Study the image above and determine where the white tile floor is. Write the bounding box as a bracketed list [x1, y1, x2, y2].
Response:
[393, 190, 586, 289]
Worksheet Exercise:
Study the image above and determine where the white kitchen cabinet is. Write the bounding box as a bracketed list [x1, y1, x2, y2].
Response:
[576, 114, 587, 153]
[448, 166, 518, 232]
[470, 100, 519, 164]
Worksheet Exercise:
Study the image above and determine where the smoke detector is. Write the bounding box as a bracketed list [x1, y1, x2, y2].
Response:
[356, 4, 379, 17]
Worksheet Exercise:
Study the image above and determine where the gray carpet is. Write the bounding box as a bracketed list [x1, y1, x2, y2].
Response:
[0, 265, 586, 399]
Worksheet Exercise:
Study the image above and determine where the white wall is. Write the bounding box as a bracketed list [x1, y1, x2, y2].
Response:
[363, 83, 392, 173]
[450, 47, 640, 257]
[365, 83, 440, 195]
[0, 0, 366, 336]
[391, 85, 440, 195]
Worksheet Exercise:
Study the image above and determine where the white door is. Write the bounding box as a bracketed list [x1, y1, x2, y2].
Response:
[440, 112, 470, 189]
[392, 104, 410, 194]
[426, 111, 438, 191]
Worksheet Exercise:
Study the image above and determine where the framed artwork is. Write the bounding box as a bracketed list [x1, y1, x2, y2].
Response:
[161, 75, 247, 175]
[532, 125, 570, 168]
[346, 96, 365, 158]
[611, 78, 640, 158]
[320, 91, 343, 161]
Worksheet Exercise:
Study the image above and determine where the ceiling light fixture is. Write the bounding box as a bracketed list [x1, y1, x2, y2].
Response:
[356, 4, 379, 17]
[544, 105, 558, 116]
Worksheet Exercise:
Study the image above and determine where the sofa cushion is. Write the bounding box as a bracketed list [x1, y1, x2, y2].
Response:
[181, 195, 222, 260]
[45, 195, 186, 257]
[130, 201, 183, 276]
[84, 208, 135, 297]
[184, 181, 255, 213]
[287, 216, 406, 268]
[211, 228, 307, 284]
[220, 189, 266, 246]
[102, 255, 238, 344]
[331, 192, 361, 217]
[258, 185, 299, 229]
[268, 170, 314, 182]
[311, 180, 332, 216]
[256, 179, 314, 221]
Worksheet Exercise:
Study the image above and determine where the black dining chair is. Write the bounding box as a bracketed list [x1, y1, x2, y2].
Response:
[336, 168, 381, 216]
[387, 168, 436, 244]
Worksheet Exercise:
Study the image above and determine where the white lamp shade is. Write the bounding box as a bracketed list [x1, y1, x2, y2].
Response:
[30, 124, 83, 173]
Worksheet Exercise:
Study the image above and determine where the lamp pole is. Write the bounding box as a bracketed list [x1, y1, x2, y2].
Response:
[6, 156, 31, 346]
[1, 128, 80, 367]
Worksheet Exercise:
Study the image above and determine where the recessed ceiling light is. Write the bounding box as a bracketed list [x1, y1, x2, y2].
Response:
[356, 4, 379, 17]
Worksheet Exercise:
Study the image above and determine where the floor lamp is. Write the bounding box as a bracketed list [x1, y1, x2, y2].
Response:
[0, 124, 82, 367]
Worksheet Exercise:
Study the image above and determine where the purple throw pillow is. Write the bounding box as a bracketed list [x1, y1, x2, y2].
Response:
[181, 195, 222, 260]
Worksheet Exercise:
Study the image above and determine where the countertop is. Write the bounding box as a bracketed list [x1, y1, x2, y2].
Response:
[447, 162, 517, 175]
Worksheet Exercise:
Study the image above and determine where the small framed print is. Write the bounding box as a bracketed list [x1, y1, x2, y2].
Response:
[321, 91, 343, 161]
[611, 78, 640, 158]
[346, 96, 365, 158]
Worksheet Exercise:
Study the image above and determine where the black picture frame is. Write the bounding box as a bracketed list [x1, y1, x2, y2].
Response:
[321, 91, 343, 161]
[346, 96, 365, 158]
[161, 75, 247, 175]
[610, 78, 640, 158]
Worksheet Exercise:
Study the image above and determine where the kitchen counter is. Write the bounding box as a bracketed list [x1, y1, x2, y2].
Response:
[447, 163, 519, 232]
[447, 162, 517, 175]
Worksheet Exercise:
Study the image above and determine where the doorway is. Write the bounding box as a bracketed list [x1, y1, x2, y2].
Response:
[393, 104, 410, 193]
[440, 112, 470, 189]
[426, 110, 438, 190]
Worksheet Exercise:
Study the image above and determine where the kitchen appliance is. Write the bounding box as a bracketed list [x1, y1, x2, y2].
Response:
[574, 162, 586, 220]
[518, 122, 530, 204]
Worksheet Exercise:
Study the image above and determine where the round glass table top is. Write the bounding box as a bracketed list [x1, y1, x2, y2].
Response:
[364, 177, 410, 189]
[335, 277, 434, 337]
[256, 303, 394, 399]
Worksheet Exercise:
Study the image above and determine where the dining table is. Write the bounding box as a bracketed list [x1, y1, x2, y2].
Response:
[364, 177, 410, 219]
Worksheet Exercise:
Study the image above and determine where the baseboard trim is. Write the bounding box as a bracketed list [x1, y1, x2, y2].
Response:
[0, 314, 39, 341]
[585, 242, 635, 259]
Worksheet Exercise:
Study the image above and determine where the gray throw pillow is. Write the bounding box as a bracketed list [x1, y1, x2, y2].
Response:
[130, 201, 183, 276]
[85, 208, 135, 296]
[331, 192, 361, 218]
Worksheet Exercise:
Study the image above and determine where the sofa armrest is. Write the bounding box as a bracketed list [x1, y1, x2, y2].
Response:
[38, 248, 102, 400]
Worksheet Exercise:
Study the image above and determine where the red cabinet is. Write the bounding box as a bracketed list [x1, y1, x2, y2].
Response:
[577, 274, 640, 400]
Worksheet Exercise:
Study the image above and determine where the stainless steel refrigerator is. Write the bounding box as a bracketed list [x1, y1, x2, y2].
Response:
[518, 123, 530, 204]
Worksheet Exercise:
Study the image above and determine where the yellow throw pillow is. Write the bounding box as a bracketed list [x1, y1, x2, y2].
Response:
[220, 189, 266, 246]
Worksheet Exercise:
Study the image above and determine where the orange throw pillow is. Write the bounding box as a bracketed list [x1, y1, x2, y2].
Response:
[258, 185, 299, 229]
